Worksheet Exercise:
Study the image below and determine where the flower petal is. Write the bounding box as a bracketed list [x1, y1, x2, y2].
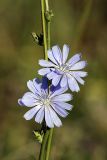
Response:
[52, 45, 62, 65]
[27, 80, 37, 94]
[50, 85, 68, 97]
[21, 92, 38, 107]
[48, 107, 62, 127]
[39, 59, 56, 67]
[62, 44, 69, 63]
[48, 49, 58, 65]
[35, 106, 44, 123]
[24, 106, 41, 120]
[50, 83, 60, 93]
[47, 71, 57, 80]
[33, 79, 42, 95]
[54, 102, 73, 111]
[18, 98, 25, 106]
[67, 74, 80, 92]
[38, 68, 50, 75]
[60, 75, 67, 87]
[52, 74, 62, 86]
[70, 72, 85, 85]
[74, 71, 88, 77]
[45, 106, 54, 128]
[70, 61, 87, 70]
[52, 93, 72, 102]
[51, 103, 68, 117]
[67, 53, 81, 66]
[34, 78, 41, 84]
[41, 77, 48, 90]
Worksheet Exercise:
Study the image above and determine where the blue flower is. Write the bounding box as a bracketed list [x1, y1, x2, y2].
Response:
[18, 77, 73, 128]
[38, 44, 87, 92]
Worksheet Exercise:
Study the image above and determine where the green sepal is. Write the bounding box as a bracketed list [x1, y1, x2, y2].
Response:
[33, 130, 44, 143]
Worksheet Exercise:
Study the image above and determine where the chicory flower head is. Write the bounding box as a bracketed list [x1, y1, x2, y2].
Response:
[18, 77, 73, 128]
[38, 44, 87, 92]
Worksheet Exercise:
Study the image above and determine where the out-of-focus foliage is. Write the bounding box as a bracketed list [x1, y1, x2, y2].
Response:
[0, 0, 107, 159]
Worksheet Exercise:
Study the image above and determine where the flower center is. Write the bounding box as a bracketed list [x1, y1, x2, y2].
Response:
[56, 64, 69, 74]
[42, 98, 50, 106]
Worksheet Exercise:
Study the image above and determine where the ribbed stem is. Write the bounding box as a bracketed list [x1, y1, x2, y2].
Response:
[41, 0, 48, 60]
[47, 21, 51, 49]
[46, 128, 53, 160]
[39, 130, 49, 160]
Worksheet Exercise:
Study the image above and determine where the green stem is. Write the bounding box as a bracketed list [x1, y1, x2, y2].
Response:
[45, 0, 50, 49]
[39, 131, 49, 160]
[39, 0, 53, 160]
[39, 0, 48, 160]
[46, 128, 53, 160]
[45, 1, 53, 160]
[45, 0, 49, 11]
[47, 22, 51, 49]
[41, 0, 48, 60]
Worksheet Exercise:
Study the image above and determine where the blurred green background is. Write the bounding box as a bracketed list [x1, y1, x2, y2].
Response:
[0, 0, 107, 159]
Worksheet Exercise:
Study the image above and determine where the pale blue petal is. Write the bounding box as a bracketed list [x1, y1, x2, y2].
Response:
[45, 106, 54, 128]
[70, 72, 85, 85]
[18, 98, 25, 106]
[47, 71, 57, 80]
[52, 93, 72, 102]
[33, 79, 42, 95]
[74, 71, 88, 77]
[48, 107, 62, 127]
[21, 92, 38, 107]
[52, 45, 62, 65]
[50, 85, 68, 98]
[24, 106, 41, 120]
[52, 74, 61, 86]
[39, 59, 56, 67]
[70, 61, 87, 70]
[67, 53, 81, 66]
[48, 49, 58, 65]
[38, 68, 50, 75]
[51, 103, 68, 117]
[54, 102, 73, 111]
[62, 44, 69, 63]
[60, 75, 67, 87]
[35, 106, 44, 123]
[27, 78, 42, 96]
[76, 76, 84, 85]
[27, 80, 37, 94]
[67, 74, 80, 92]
